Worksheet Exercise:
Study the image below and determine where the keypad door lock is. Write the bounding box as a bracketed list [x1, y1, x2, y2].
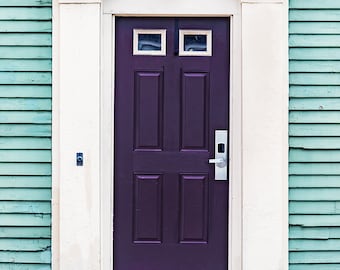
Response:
[208, 130, 228, 180]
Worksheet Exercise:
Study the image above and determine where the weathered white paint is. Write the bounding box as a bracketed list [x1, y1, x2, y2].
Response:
[53, 0, 288, 269]
[57, 3, 101, 270]
[241, 2, 288, 270]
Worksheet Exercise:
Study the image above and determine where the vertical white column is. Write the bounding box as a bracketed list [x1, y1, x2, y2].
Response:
[57, 3, 101, 269]
[100, 13, 114, 270]
[241, 1, 288, 270]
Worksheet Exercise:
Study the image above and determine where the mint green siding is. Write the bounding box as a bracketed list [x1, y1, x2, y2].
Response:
[289, 0, 340, 269]
[0, 1, 52, 269]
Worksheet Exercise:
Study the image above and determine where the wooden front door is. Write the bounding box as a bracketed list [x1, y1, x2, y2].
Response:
[114, 17, 230, 270]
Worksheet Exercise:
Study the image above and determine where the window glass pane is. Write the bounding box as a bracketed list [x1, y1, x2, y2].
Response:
[184, 34, 207, 52]
[138, 34, 162, 51]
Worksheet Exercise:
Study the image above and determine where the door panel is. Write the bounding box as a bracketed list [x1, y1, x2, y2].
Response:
[115, 17, 230, 270]
[179, 174, 208, 243]
[133, 174, 163, 243]
[134, 71, 164, 150]
[181, 72, 209, 150]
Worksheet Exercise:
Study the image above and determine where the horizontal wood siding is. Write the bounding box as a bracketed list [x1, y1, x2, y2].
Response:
[0, 1, 52, 269]
[289, 0, 340, 269]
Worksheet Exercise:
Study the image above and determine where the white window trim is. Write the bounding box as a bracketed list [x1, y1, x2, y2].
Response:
[179, 29, 212, 56]
[53, 0, 288, 270]
[133, 29, 166, 56]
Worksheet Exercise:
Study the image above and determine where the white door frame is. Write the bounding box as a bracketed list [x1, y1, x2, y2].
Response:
[101, 10, 242, 270]
[53, 1, 288, 269]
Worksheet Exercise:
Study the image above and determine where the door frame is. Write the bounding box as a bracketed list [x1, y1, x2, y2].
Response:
[53, 0, 288, 269]
[101, 7, 242, 270]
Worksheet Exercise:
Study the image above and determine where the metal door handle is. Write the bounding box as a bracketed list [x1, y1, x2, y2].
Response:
[209, 158, 224, 163]
[210, 130, 228, 180]
[209, 158, 226, 168]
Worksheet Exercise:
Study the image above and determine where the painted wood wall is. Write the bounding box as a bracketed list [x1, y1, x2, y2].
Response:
[289, 0, 340, 269]
[0, 0, 52, 269]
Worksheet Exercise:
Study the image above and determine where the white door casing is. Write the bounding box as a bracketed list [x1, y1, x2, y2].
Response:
[52, 0, 288, 269]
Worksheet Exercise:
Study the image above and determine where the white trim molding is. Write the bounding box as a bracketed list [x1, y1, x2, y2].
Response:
[53, 0, 288, 269]
[100, 12, 114, 270]
[103, 0, 240, 15]
[53, 2, 101, 270]
[58, 0, 101, 3]
[241, 2, 288, 270]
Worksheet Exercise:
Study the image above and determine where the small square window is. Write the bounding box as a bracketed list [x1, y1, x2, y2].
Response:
[133, 29, 166, 56]
[179, 30, 212, 56]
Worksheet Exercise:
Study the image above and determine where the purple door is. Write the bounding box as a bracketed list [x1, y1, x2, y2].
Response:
[114, 17, 230, 270]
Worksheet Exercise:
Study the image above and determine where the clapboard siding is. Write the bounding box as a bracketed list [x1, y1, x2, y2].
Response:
[0, 124, 51, 137]
[0, 264, 50, 270]
[0, 34, 51, 46]
[290, 202, 340, 214]
[290, 35, 340, 47]
[290, 86, 340, 98]
[0, 112, 51, 124]
[0, 150, 51, 162]
[290, 124, 340, 136]
[290, 112, 340, 123]
[0, 227, 50, 238]
[290, 98, 340, 110]
[290, 149, 340, 162]
[0, 250, 50, 263]
[291, 264, 340, 270]
[290, 163, 340, 175]
[290, 176, 340, 187]
[290, 10, 340, 22]
[290, 188, 340, 201]
[0, 239, 51, 251]
[0, 138, 51, 149]
[0, 0, 51, 6]
[290, 48, 340, 60]
[0, 60, 51, 71]
[0, 1, 52, 268]
[290, 0, 340, 9]
[0, 8, 51, 20]
[290, 22, 340, 34]
[0, 201, 50, 213]
[290, 73, 340, 85]
[0, 47, 51, 59]
[0, 176, 51, 188]
[0, 86, 51, 98]
[290, 226, 340, 239]
[289, 1, 340, 269]
[290, 61, 340, 73]
[0, 21, 52, 33]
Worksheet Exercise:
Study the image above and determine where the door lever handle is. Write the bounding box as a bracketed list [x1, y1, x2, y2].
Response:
[209, 158, 226, 168]
[211, 130, 228, 180]
[209, 158, 224, 164]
